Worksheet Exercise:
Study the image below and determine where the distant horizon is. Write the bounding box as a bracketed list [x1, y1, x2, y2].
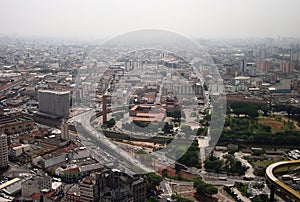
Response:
[1, 32, 300, 43]
[1, 0, 300, 40]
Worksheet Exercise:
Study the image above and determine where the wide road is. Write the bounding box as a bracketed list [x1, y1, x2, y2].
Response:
[70, 109, 153, 174]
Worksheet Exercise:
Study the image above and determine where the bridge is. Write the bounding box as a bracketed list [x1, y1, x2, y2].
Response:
[265, 160, 300, 202]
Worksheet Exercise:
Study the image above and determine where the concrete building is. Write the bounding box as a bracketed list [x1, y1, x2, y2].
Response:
[97, 169, 146, 202]
[66, 184, 80, 202]
[61, 119, 69, 140]
[280, 61, 294, 73]
[257, 60, 271, 72]
[129, 104, 166, 123]
[38, 90, 70, 119]
[0, 133, 8, 168]
[239, 59, 246, 76]
[0, 114, 34, 135]
[10, 144, 31, 160]
[21, 176, 52, 198]
[0, 177, 23, 196]
[79, 176, 99, 202]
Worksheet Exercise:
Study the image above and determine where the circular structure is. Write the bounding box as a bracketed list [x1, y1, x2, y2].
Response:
[72, 29, 226, 174]
[265, 160, 300, 202]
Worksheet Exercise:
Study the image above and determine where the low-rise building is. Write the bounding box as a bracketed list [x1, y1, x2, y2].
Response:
[21, 176, 52, 197]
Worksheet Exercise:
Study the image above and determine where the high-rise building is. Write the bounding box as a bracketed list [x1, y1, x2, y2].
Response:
[38, 90, 70, 119]
[239, 60, 246, 76]
[257, 61, 271, 72]
[280, 61, 294, 73]
[0, 133, 8, 168]
[61, 119, 70, 140]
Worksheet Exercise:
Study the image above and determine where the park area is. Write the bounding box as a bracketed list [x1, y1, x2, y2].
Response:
[258, 116, 300, 133]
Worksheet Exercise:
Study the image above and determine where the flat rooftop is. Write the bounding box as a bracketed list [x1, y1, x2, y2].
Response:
[38, 89, 69, 95]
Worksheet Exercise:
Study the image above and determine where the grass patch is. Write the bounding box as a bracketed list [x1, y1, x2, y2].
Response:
[251, 160, 274, 168]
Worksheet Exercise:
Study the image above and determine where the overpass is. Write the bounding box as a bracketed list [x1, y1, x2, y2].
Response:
[265, 160, 300, 202]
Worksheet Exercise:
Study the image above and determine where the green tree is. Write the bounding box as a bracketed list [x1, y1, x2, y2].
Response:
[146, 173, 163, 187]
[106, 118, 116, 128]
[162, 169, 169, 177]
[147, 196, 160, 202]
[194, 176, 218, 196]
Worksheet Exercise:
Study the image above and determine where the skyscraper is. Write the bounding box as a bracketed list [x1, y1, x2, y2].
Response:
[0, 133, 8, 169]
[38, 90, 70, 119]
[239, 60, 246, 76]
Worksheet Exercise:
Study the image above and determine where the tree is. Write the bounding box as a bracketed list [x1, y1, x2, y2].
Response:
[146, 173, 163, 187]
[177, 139, 200, 168]
[194, 176, 218, 196]
[147, 196, 160, 202]
[106, 118, 116, 128]
[162, 122, 173, 134]
[172, 110, 182, 121]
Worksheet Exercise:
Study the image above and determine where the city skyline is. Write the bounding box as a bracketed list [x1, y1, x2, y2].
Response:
[0, 0, 300, 40]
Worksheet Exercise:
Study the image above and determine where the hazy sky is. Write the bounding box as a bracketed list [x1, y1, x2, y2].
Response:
[0, 0, 300, 39]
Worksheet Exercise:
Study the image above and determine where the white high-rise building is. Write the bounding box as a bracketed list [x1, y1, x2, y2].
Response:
[0, 133, 8, 168]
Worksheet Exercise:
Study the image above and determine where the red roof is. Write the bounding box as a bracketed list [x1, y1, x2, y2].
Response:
[44, 190, 55, 198]
[29, 192, 42, 200]
[64, 167, 80, 174]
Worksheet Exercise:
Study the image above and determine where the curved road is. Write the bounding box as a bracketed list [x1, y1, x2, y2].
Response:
[265, 160, 300, 201]
[70, 109, 154, 174]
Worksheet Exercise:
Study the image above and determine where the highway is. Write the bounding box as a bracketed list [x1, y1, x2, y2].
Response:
[265, 160, 300, 202]
[70, 109, 154, 174]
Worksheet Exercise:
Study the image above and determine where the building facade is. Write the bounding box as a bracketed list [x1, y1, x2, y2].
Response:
[0, 133, 8, 168]
[280, 61, 294, 73]
[38, 90, 70, 119]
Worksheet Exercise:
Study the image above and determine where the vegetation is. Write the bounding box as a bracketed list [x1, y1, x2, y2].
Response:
[251, 194, 269, 202]
[220, 116, 300, 146]
[145, 173, 163, 187]
[197, 127, 208, 136]
[171, 194, 193, 202]
[204, 153, 224, 173]
[230, 102, 260, 117]
[236, 183, 249, 197]
[177, 139, 201, 168]
[223, 154, 248, 175]
[162, 122, 173, 134]
[204, 153, 248, 175]
[106, 118, 116, 128]
[194, 176, 218, 196]
[147, 196, 160, 202]
[145, 173, 163, 199]
[170, 110, 182, 122]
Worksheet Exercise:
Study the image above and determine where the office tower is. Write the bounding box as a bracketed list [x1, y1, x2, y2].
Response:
[239, 60, 246, 76]
[38, 90, 70, 119]
[0, 133, 8, 168]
